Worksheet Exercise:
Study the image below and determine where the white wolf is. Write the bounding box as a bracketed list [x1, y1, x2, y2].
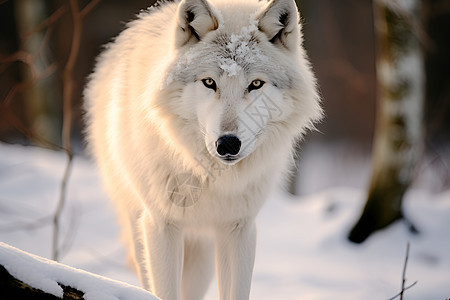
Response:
[84, 0, 322, 299]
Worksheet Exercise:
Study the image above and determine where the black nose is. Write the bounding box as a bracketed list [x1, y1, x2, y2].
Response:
[215, 135, 241, 156]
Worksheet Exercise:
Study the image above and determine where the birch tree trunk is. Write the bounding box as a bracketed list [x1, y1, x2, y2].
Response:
[14, 1, 59, 144]
[348, 0, 424, 243]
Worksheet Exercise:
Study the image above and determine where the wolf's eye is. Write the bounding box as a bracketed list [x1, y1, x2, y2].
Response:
[201, 78, 217, 91]
[248, 80, 265, 92]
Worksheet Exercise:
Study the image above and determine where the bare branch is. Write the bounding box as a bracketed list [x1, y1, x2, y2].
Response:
[387, 282, 418, 300]
[0, 103, 62, 149]
[0, 51, 38, 77]
[80, 0, 102, 20]
[1, 0, 99, 261]
[52, 153, 72, 261]
[387, 242, 418, 300]
[52, 0, 82, 262]
[22, 6, 67, 40]
[1, 21, 58, 106]
[52, 0, 101, 262]
[59, 207, 80, 260]
[0, 216, 53, 233]
[400, 242, 411, 300]
[3, 62, 57, 106]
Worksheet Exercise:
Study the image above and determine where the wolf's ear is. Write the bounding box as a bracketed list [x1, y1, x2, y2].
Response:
[258, 0, 301, 52]
[176, 0, 218, 47]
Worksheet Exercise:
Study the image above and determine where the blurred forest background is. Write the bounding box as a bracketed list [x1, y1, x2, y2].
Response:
[0, 0, 449, 241]
[1, 0, 449, 147]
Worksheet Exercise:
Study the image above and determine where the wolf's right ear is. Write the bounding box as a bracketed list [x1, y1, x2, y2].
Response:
[176, 0, 218, 47]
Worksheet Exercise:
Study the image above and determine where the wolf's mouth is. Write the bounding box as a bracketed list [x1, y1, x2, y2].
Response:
[223, 156, 238, 162]
[218, 155, 240, 165]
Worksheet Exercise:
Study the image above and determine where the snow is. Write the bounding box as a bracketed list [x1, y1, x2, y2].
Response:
[0, 242, 158, 300]
[0, 142, 449, 300]
[217, 13, 266, 77]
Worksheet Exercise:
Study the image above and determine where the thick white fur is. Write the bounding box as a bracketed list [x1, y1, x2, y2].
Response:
[84, 0, 322, 299]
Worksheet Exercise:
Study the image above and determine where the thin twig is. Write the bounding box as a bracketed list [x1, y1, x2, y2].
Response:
[52, 0, 81, 262]
[387, 282, 418, 300]
[22, 5, 67, 39]
[0, 216, 53, 233]
[0, 51, 38, 77]
[1, 20, 59, 106]
[58, 207, 80, 260]
[52, 153, 72, 261]
[52, 0, 101, 262]
[1, 13, 57, 76]
[80, 0, 102, 19]
[400, 242, 410, 300]
[3, 62, 57, 105]
[0, 0, 99, 261]
[387, 242, 418, 300]
[0, 103, 62, 149]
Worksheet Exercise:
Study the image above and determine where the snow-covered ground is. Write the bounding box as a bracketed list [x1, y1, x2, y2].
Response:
[0, 142, 449, 300]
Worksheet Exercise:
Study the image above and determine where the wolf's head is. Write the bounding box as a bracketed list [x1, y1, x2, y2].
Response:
[161, 0, 322, 168]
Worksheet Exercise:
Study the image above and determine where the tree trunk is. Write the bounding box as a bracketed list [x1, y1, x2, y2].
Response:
[348, 0, 424, 243]
[14, 1, 59, 145]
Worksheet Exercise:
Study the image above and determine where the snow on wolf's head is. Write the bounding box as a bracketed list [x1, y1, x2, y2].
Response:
[163, 0, 322, 168]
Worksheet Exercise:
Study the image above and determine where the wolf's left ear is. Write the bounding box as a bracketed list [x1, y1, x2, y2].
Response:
[258, 0, 301, 52]
[176, 0, 218, 47]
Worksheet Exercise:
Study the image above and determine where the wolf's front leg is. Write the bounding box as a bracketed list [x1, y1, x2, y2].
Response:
[142, 212, 184, 300]
[215, 221, 257, 300]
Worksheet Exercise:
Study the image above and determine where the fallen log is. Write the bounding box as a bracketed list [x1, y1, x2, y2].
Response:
[0, 264, 83, 299]
[0, 242, 158, 300]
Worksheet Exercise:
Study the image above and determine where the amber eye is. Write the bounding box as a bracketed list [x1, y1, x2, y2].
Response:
[201, 78, 217, 91]
[248, 80, 265, 92]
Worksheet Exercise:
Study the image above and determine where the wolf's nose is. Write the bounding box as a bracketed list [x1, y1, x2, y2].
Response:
[216, 135, 241, 156]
